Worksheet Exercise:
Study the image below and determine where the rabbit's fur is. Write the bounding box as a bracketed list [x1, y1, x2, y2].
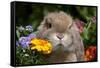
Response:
[37, 11, 84, 63]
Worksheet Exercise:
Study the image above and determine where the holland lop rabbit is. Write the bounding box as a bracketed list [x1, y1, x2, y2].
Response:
[37, 11, 84, 63]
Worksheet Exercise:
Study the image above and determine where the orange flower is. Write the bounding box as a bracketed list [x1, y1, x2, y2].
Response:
[84, 46, 96, 61]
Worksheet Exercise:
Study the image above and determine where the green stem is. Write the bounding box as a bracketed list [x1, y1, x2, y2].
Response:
[87, 20, 92, 30]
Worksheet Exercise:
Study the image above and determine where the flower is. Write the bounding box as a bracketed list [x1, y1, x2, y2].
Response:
[16, 41, 19, 47]
[25, 25, 33, 32]
[91, 16, 96, 23]
[30, 38, 52, 54]
[27, 33, 36, 41]
[74, 19, 84, 33]
[84, 46, 96, 61]
[19, 37, 30, 48]
[18, 26, 25, 32]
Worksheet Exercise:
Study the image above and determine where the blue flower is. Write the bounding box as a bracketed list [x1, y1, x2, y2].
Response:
[16, 41, 19, 47]
[25, 25, 33, 32]
[19, 37, 30, 48]
[27, 33, 36, 40]
[18, 26, 25, 32]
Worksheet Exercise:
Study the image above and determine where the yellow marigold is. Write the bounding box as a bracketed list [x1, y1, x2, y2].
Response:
[30, 38, 52, 54]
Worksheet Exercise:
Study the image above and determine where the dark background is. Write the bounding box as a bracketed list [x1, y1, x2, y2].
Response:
[15, 2, 96, 31]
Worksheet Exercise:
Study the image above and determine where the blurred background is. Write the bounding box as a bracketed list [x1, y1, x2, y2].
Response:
[15, 2, 96, 31]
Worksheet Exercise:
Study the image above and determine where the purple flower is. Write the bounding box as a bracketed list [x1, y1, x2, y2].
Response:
[91, 16, 96, 23]
[18, 26, 25, 32]
[25, 25, 33, 32]
[27, 33, 36, 40]
[16, 41, 19, 47]
[19, 37, 30, 48]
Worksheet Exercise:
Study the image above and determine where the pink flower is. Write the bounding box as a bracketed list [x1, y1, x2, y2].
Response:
[74, 19, 84, 33]
[91, 16, 96, 23]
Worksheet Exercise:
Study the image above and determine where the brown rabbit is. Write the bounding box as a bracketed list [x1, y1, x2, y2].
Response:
[37, 11, 84, 63]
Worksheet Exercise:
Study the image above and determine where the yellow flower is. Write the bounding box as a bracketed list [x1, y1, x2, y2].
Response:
[30, 38, 52, 54]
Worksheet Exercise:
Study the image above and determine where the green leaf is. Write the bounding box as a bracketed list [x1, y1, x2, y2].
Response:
[16, 30, 20, 38]
[83, 27, 89, 40]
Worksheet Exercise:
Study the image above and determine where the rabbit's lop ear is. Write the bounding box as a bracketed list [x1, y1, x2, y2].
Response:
[59, 11, 73, 29]
[68, 20, 73, 29]
[66, 14, 73, 29]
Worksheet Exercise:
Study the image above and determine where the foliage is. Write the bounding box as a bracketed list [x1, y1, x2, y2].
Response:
[74, 17, 97, 61]
[16, 46, 47, 65]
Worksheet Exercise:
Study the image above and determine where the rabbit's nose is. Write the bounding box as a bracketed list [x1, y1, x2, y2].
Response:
[56, 33, 64, 40]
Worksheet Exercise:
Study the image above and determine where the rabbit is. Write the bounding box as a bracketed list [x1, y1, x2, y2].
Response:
[37, 11, 84, 63]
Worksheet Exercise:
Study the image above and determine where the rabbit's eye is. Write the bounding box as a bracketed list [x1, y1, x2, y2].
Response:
[45, 18, 52, 29]
[46, 23, 52, 28]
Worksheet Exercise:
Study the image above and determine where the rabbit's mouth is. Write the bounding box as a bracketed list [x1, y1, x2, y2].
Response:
[56, 41, 65, 46]
[48, 36, 73, 51]
[46, 32, 73, 51]
[53, 44, 65, 51]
